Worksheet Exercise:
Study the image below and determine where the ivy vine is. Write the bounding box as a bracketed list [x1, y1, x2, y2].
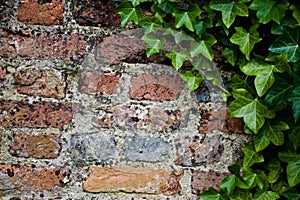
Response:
[115, 0, 300, 199]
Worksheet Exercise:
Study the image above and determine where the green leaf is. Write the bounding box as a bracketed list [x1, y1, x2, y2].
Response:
[283, 188, 300, 200]
[269, 26, 300, 63]
[289, 125, 300, 151]
[199, 187, 227, 200]
[253, 190, 280, 200]
[272, 180, 289, 195]
[140, 18, 162, 34]
[115, 2, 142, 26]
[142, 33, 165, 57]
[190, 34, 216, 60]
[220, 175, 237, 194]
[287, 158, 300, 187]
[290, 3, 300, 24]
[227, 74, 256, 95]
[288, 87, 300, 123]
[229, 190, 252, 200]
[230, 25, 261, 61]
[279, 149, 299, 163]
[222, 48, 236, 66]
[209, 0, 249, 28]
[229, 89, 275, 133]
[129, 0, 148, 7]
[181, 71, 204, 91]
[254, 128, 270, 152]
[242, 168, 265, 189]
[173, 4, 201, 32]
[265, 158, 283, 183]
[157, 2, 177, 14]
[249, 0, 289, 24]
[242, 145, 264, 168]
[166, 49, 190, 70]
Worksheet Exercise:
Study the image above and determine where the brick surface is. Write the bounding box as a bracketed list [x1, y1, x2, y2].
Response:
[0, 100, 73, 129]
[83, 166, 183, 194]
[191, 170, 230, 194]
[199, 109, 244, 134]
[18, 0, 64, 25]
[80, 72, 120, 95]
[0, 0, 14, 21]
[72, 0, 120, 27]
[130, 74, 182, 101]
[14, 67, 66, 99]
[97, 105, 188, 131]
[70, 133, 117, 162]
[0, 66, 7, 87]
[0, 164, 70, 191]
[125, 136, 169, 162]
[9, 133, 61, 159]
[0, 29, 87, 61]
[175, 134, 224, 167]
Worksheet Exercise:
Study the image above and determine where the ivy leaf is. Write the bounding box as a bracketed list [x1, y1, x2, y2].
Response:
[230, 25, 261, 61]
[142, 33, 165, 56]
[199, 187, 227, 200]
[181, 71, 204, 91]
[209, 0, 249, 28]
[288, 125, 300, 151]
[242, 168, 265, 189]
[227, 74, 256, 95]
[190, 34, 216, 60]
[129, 0, 148, 7]
[242, 145, 264, 168]
[283, 188, 300, 200]
[288, 87, 300, 123]
[249, 0, 289, 24]
[229, 190, 252, 200]
[290, 3, 300, 24]
[140, 18, 162, 34]
[287, 159, 300, 187]
[157, 2, 177, 14]
[166, 49, 190, 70]
[253, 190, 280, 200]
[115, 2, 142, 26]
[222, 48, 237, 66]
[173, 4, 201, 32]
[229, 89, 275, 133]
[265, 158, 283, 183]
[269, 26, 300, 63]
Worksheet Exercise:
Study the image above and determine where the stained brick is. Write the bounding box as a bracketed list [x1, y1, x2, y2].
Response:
[0, 164, 70, 191]
[191, 170, 230, 194]
[80, 72, 120, 95]
[0, 29, 87, 61]
[83, 166, 183, 195]
[199, 109, 244, 134]
[175, 134, 224, 167]
[18, 0, 64, 25]
[97, 105, 188, 131]
[0, 66, 7, 87]
[130, 74, 182, 101]
[9, 133, 61, 159]
[14, 67, 66, 99]
[72, 0, 120, 27]
[0, 0, 14, 21]
[0, 100, 73, 129]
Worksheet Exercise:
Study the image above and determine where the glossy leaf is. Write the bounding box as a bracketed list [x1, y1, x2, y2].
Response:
[222, 48, 237, 66]
[166, 49, 190, 70]
[253, 190, 280, 200]
[242, 168, 265, 189]
[242, 145, 264, 168]
[190, 34, 216, 60]
[230, 25, 261, 61]
[288, 86, 300, 123]
[115, 2, 142, 26]
[142, 33, 165, 56]
[249, 0, 289, 24]
[288, 125, 300, 151]
[199, 187, 227, 200]
[283, 188, 300, 200]
[229, 190, 252, 200]
[229, 89, 275, 133]
[287, 158, 300, 187]
[290, 3, 300, 24]
[129, 0, 148, 7]
[209, 0, 249, 28]
[173, 4, 201, 32]
[181, 71, 204, 91]
[265, 158, 283, 183]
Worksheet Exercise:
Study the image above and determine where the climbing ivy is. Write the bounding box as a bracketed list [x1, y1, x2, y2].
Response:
[116, 0, 300, 199]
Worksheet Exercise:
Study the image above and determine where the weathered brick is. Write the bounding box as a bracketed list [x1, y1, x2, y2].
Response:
[125, 136, 169, 162]
[97, 105, 188, 131]
[191, 170, 230, 194]
[83, 166, 183, 194]
[0, 100, 73, 129]
[9, 133, 61, 159]
[0, 164, 70, 191]
[199, 109, 244, 134]
[174, 134, 224, 167]
[130, 74, 182, 101]
[0, 66, 7, 87]
[0, 29, 87, 61]
[70, 133, 117, 162]
[14, 67, 66, 99]
[0, 0, 14, 21]
[80, 72, 120, 95]
[18, 0, 64, 25]
[72, 0, 120, 27]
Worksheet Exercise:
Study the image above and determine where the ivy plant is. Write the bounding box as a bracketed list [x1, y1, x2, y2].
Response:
[116, 0, 300, 199]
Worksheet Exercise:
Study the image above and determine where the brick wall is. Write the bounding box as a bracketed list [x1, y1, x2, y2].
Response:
[0, 0, 250, 199]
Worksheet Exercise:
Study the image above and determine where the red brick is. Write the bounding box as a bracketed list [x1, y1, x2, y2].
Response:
[0, 29, 87, 61]
[80, 72, 120, 95]
[0, 100, 73, 129]
[9, 133, 61, 159]
[191, 170, 230, 194]
[18, 0, 64, 25]
[72, 0, 120, 27]
[0, 0, 14, 21]
[130, 74, 182, 101]
[174, 135, 224, 167]
[83, 166, 183, 194]
[199, 109, 244, 134]
[0, 164, 70, 191]
[97, 105, 188, 131]
[0, 66, 7, 87]
[14, 67, 66, 99]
